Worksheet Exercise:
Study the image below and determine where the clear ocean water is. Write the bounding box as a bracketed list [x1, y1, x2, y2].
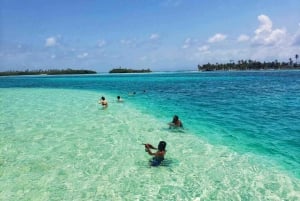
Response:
[0, 71, 300, 200]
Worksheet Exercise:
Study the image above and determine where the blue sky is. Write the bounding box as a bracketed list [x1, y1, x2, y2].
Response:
[1, 0, 300, 72]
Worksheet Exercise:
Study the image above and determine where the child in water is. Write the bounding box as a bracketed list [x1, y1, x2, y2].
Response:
[144, 141, 167, 166]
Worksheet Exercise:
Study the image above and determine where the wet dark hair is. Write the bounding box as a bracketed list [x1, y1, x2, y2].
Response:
[101, 96, 105, 100]
[172, 115, 179, 123]
[117, 96, 120, 99]
[158, 141, 167, 151]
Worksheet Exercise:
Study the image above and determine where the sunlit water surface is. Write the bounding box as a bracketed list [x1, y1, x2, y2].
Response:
[0, 71, 300, 200]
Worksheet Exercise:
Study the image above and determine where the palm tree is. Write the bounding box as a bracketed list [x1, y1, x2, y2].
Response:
[289, 58, 293, 66]
[296, 54, 299, 65]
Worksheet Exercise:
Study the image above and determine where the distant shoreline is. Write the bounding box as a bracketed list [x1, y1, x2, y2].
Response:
[109, 68, 151, 73]
[198, 60, 300, 72]
[198, 67, 300, 72]
[1, 67, 300, 77]
[0, 69, 97, 76]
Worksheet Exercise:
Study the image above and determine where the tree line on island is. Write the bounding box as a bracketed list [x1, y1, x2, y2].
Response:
[0, 68, 97, 76]
[109, 67, 151, 73]
[198, 55, 299, 71]
[0, 67, 152, 76]
[1, 55, 299, 76]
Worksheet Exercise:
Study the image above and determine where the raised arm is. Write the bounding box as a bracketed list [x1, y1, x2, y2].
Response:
[146, 148, 165, 157]
[142, 143, 157, 150]
[146, 148, 156, 156]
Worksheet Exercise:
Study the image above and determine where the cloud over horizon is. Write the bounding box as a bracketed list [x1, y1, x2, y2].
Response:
[252, 14, 287, 46]
[149, 34, 160, 40]
[237, 34, 250, 42]
[45, 37, 58, 47]
[208, 33, 227, 43]
[1, 1, 299, 72]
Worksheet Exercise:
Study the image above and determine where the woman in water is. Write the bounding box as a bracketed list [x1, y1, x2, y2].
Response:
[99, 96, 108, 108]
[168, 115, 183, 128]
[144, 141, 167, 166]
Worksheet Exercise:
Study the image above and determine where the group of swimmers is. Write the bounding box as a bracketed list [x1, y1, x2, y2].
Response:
[99, 96, 123, 108]
[98, 95, 183, 167]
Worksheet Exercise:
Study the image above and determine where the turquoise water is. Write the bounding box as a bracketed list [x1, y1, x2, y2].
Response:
[0, 71, 300, 200]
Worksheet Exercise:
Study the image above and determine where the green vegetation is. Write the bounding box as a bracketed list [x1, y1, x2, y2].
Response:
[198, 58, 300, 71]
[109, 67, 151, 73]
[0, 68, 97, 76]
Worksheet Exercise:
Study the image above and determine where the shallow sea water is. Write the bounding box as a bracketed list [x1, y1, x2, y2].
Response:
[1, 72, 300, 200]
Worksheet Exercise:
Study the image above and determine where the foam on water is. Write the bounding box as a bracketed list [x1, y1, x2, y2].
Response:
[1, 88, 300, 200]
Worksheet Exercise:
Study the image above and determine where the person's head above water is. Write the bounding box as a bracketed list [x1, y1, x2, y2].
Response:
[101, 96, 105, 101]
[158, 141, 167, 151]
[173, 115, 179, 123]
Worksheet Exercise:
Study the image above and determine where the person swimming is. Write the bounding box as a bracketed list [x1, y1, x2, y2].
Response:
[99, 96, 108, 108]
[168, 115, 183, 128]
[117, 96, 123, 102]
[144, 141, 167, 166]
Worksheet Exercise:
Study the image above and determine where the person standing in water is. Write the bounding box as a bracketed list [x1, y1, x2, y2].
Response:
[168, 115, 183, 128]
[144, 141, 167, 166]
[99, 96, 108, 108]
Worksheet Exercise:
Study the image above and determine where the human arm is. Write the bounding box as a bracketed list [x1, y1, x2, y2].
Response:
[146, 148, 165, 157]
[173, 120, 183, 127]
[142, 143, 157, 150]
[146, 148, 156, 155]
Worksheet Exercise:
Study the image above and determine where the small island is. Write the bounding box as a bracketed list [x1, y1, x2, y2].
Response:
[198, 57, 299, 72]
[109, 67, 151, 73]
[0, 68, 97, 76]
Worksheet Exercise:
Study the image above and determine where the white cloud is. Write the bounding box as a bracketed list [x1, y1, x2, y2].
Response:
[120, 39, 133, 45]
[292, 26, 300, 46]
[255, 15, 272, 35]
[237, 34, 250, 42]
[45, 37, 58, 47]
[182, 38, 191, 49]
[77, 52, 88, 59]
[182, 37, 198, 49]
[293, 32, 300, 45]
[198, 45, 210, 52]
[252, 14, 286, 46]
[150, 34, 160, 40]
[208, 33, 227, 43]
[184, 38, 191, 43]
[182, 44, 189, 49]
[140, 56, 147, 61]
[97, 40, 106, 47]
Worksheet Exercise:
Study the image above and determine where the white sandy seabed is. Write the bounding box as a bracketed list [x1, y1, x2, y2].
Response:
[0, 88, 299, 201]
